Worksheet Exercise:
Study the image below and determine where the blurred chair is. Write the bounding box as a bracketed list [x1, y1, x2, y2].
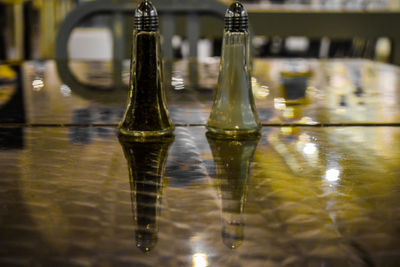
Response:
[54, 0, 227, 89]
[55, 0, 227, 60]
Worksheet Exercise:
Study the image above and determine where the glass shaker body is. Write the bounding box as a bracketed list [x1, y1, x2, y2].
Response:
[207, 30, 261, 137]
[119, 29, 174, 138]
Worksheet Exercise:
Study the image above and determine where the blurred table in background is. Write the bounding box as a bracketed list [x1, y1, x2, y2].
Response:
[0, 58, 400, 266]
[246, 10, 400, 65]
[11, 58, 400, 125]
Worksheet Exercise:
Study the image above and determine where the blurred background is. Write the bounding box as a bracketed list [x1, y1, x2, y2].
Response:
[1, 0, 400, 63]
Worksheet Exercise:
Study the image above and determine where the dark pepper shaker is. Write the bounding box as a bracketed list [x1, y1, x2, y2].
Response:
[119, 0, 174, 139]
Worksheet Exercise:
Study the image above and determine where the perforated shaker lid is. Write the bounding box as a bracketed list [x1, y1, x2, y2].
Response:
[224, 1, 248, 32]
[134, 0, 159, 32]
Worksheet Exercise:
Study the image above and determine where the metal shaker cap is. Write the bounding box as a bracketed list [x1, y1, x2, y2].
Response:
[135, 0, 159, 32]
[224, 1, 248, 32]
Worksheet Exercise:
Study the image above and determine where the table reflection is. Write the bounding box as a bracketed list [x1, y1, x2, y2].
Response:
[119, 135, 174, 253]
[0, 125, 398, 265]
[206, 133, 260, 249]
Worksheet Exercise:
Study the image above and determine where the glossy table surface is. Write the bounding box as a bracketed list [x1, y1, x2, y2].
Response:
[3, 58, 399, 126]
[0, 59, 400, 267]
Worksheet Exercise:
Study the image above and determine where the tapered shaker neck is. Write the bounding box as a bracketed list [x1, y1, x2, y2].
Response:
[224, 1, 248, 32]
[135, 0, 159, 32]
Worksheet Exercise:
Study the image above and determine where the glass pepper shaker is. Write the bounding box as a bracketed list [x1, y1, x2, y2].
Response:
[119, 0, 174, 139]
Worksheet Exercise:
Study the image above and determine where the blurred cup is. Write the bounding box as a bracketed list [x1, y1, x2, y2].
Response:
[280, 60, 312, 105]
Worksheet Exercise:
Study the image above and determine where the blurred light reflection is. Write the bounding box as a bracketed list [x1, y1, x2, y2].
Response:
[32, 79, 44, 91]
[60, 84, 71, 96]
[296, 133, 319, 166]
[192, 253, 208, 267]
[172, 76, 185, 90]
[252, 77, 270, 100]
[298, 116, 318, 125]
[274, 97, 286, 110]
[325, 168, 340, 182]
[303, 143, 317, 155]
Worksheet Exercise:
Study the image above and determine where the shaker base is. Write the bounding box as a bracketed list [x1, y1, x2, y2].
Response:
[118, 127, 175, 141]
[206, 126, 261, 139]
